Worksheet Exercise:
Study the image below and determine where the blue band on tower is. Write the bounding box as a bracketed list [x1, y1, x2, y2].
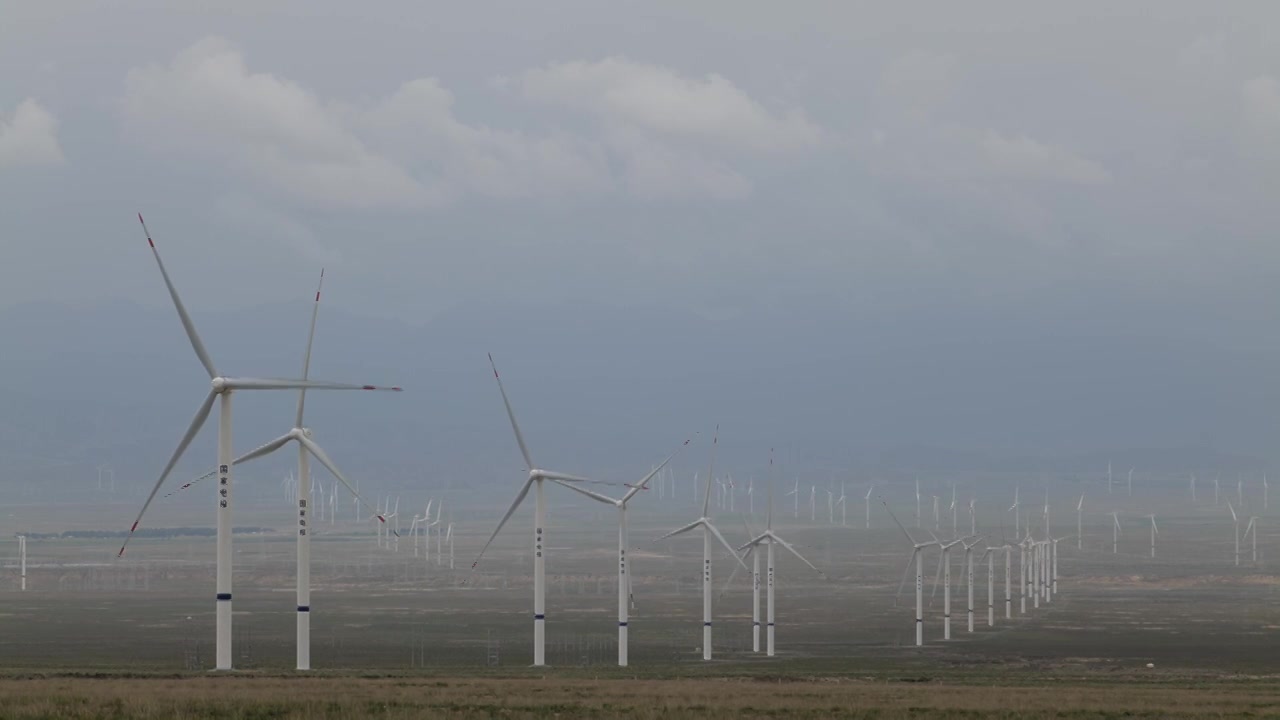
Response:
[216, 593, 232, 601]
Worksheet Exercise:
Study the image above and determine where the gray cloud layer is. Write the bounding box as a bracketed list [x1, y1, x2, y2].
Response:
[1, 1, 1278, 470]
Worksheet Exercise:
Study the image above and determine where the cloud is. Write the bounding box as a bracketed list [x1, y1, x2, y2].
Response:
[120, 40, 819, 207]
[513, 57, 822, 153]
[979, 131, 1111, 185]
[121, 38, 437, 210]
[0, 99, 64, 169]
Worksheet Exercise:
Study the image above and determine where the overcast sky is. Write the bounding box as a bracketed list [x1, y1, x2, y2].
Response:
[2, 1, 1279, 472]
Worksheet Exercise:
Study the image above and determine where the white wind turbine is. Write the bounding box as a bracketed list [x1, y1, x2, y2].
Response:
[914, 478, 921, 528]
[1111, 512, 1121, 554]
[1228, 502, 1240, 566]
[551, 435, 694, 666]
[968, 498, 976, 537]
[119, 218, 399, 671]
[1050, 534, 1069, 596]
[809, 485, 816, 522]
[1190, 473, 1197, 503]
[884, 499, 939, 646]
[1243, 516, 1258, 564]
[1107, 462, 1113, 495]
[932, 495, 940, 531]
[786, 479, 799, 518]
[657, 427, 749, 661]
[746, 477, 754, 517]
[826, 485, 834, 525]
[1214, 474, 1221, 506]
[836, 483, 847, 526]
[1265, 474, 1269, 512]
[1009, 486, 1020, 539]
[962, 536, 984, 632]
[864, 486, 874, 529]
[727, 453, 824, 657]
[1237, 476, 1243, 508]
[949, 485, 958, 535]
[1128, 467, 1133, 497]
[445, 520, 455, 569]
[931, 533, 968, 640]
[1147, 514, 1158, 559]
[385, 497, 401, 552]
[17, 535, 26, 591]
[427, 501, 444, 567]
[470, 354, 600, 666]
[1076, 494, 1085, 550]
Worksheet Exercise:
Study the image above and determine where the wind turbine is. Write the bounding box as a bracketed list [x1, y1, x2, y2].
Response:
[962, 536, 984, 632]
[1009, 486, 1020, 539]
[1128, 467, 1133, 497]
[1111, 512, 1121, 555]
[1228, 502, 1240, 566]
[786, 479, 799, 518]
[1238, 476, 1243, 508]
[17, 535, 26, 591]
[932, 533, 968, 640]
[470, 354, 600, 667]
[746, 477, 754, 517]
[1147, 514, 1158, 559]
[550, 435, 694, 666]
[120, 218, 399, 671]
[864, 486, 874, 529]
[1244, 516, 1258, 563]
[445, 521, 455, 569]
[837, 483, 847, 526]
[657, 427, 749, 661]
[1076, 494, 1085, 550]
[932, 496, 940, 531]
[884, 499, 939, 646]
[968, 498, 976, 537]
[728, 452, 824, 657]
[949, 484, 957, 535]
[1265, 475, 1269, 512]
[980, 546, 996, 626]
[914, 478, 921, 528]
[809, 486, 816, 523]
[1190, 473, 1197, 503]
[1214, 474, 1221, 506]
[427, 501, 444, 567]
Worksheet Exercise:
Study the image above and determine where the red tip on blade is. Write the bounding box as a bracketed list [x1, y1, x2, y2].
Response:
[391, 386, 402, 391]
[316, 292, 321, 302]
[118, 547, 125, 557]
[131, 522, 139, 532]
[377, 515, 386, 523]
[362, 385, 376, 390]
[471, 561, 478, 569]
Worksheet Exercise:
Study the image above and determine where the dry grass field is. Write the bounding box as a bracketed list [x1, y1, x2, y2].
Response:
[3, 671, 1280, 719]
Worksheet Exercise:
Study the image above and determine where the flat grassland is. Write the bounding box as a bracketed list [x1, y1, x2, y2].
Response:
[3, 493, 1278, 717]
[3, 670, 1280, 718]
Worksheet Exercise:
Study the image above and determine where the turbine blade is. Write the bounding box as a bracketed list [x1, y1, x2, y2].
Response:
[118, 390, 216, 556]
[538, 471, 593, 484]
[880, 497, 916, 545]
[235, 433, 294, 465]
[295, 268, 325, 427]
[770, 532, 823, 575]
[622, 433, 696, 503]
[225, 378, 403, 391]
[549, 477, 617, 505]
[657, 519, 703, 542]
[894, 549, 916, 606]
[296, 435, 380, 523]
[488, 354, 534, 470]
[717, 543, 754, 600]
[706, 522, 749, 571]
[471, 476, 535, 569]
[702, 425, 718, 517]
[139, 214, 217, 379]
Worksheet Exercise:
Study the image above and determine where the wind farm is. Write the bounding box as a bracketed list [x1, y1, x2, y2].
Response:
[4, 2, 1280, 715]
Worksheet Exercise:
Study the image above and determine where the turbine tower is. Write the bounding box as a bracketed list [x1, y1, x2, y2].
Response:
[658, 427, 749, 661]
[730, 453, 823, 657]
[120, 217, 400, 671]
[885, 500, 939, 646]
[471, 354, 598, 667]
[551, 435, 694, 666]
